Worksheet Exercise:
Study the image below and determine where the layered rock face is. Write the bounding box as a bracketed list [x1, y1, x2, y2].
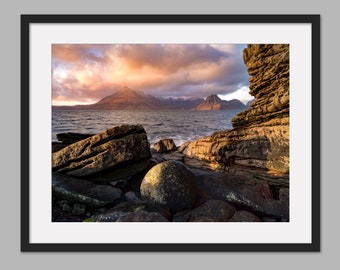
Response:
[52, 125, 151, 182]
[184, 44, 289, 188]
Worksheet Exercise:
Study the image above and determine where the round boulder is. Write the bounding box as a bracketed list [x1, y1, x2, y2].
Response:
[140, 161, 197, 212]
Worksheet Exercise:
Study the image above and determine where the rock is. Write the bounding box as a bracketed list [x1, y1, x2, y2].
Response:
[228, 211, 262, 222]
[162, 152, 185, 162]
[183, 44, 290, 189]
[72, 203, 86, 216]
[56, 132, 94, 144]
[94, 201, 171, 222]
[188, 200, 236, 222]
[190, 167, 289, 220]
[140, 161, 197, 212]
[177, 141, 191, 153]
[52, 172, 122, 207]
[59, 200, 72, 212]
[116, 211, 169, 222]
[52, 133, 95, 153]
[52, 206, 83, 222]
[153, 139, 177, 153]
[52, 125, 151, 182]
[124, 191, 143, 203]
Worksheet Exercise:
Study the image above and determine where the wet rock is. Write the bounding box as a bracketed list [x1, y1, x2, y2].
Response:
[52, 172, 122, 207]
[52, 125, 151, 182]
[153, 139, 177, 153]
[140, 161, 197, 212]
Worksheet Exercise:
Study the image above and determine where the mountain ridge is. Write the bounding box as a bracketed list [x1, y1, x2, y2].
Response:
[52, 87, 247, 111]
[194, 94, 247, 111]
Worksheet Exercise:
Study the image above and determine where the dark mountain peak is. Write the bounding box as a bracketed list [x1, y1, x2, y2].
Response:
[205, 94, 222, 104]
[195, 94, 246, 111]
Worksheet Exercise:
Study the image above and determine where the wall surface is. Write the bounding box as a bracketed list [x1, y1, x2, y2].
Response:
[1, 1, 335, 269]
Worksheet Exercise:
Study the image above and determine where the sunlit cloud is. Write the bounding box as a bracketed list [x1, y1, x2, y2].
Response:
[52, 44, 250, 105]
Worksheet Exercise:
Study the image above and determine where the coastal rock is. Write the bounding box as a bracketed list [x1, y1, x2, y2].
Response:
[52, 125, 151, 182]
[116, 211, 169, 222]
[140, 161, 197, 212]
[188, 200, 236, 222]
[153, 139, 177, 153]
[56, 132, 94, 144]
[183, 44, 290, 190]
[190, 167, 288, 220]
[52, 172, 122, 207]
[94, 201, 171, 222]
[52, 132, 94, 153]
[228, 211, 262, 222]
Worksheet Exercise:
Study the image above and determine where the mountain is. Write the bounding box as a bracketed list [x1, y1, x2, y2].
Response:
[89, 87, 168, 110]
[161, 97, 204, 110]
[247, 99, 255, 108]
[53, 87, 169, 110]
[194, 94, 247, 111]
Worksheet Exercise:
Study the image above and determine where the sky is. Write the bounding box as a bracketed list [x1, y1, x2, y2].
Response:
[52, 44, 253, 105]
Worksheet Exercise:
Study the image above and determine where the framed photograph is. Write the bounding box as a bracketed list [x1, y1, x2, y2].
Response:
[21, 14, 320, 251]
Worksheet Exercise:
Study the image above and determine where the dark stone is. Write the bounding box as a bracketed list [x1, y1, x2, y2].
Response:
[116, 211, 169, 222]
[187, 200, 236, 222]
[56, 132, 94, 144]
[52, 172, 122, 207]
[72, 203, 86, 216]
[190, 167, 289, 220]
[140, 161, 197, 212]
[228, 211, 262, 222]
[153, 139, 177, 153]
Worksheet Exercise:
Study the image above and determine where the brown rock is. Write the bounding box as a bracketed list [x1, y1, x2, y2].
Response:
[228, 211, 261, 222]
[153, 139, 177, 153]
[52, 125, 151, 182]
[182, 44, 290, 189]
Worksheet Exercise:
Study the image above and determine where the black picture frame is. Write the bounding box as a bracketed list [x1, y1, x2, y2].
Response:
[21, 14, 320, 252]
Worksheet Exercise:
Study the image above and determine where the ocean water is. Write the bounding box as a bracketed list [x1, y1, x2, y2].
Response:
[52, 110, 241, 147]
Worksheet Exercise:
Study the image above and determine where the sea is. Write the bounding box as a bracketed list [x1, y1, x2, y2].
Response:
[52, 110, 241, 147]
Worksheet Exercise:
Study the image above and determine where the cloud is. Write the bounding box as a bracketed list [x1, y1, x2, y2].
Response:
[52, 44, 250, 104]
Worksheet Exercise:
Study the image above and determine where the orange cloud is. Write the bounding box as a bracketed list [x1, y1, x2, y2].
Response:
[52, 44, 249, 105]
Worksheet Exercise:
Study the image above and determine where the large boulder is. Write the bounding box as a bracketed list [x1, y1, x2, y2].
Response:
[52, 125, 151, 182]
[190, 167, 289, 220]
[140, 161, 197, 212]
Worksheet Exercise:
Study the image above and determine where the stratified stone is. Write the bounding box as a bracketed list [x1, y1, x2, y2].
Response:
[52, 172, 122, 207]
[52, 125, 151, 182]
[56, 132, 94, 144]
[140, 161, 197, 212]
[183, 45, 290, 189]
[153, 139, 177, 153]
